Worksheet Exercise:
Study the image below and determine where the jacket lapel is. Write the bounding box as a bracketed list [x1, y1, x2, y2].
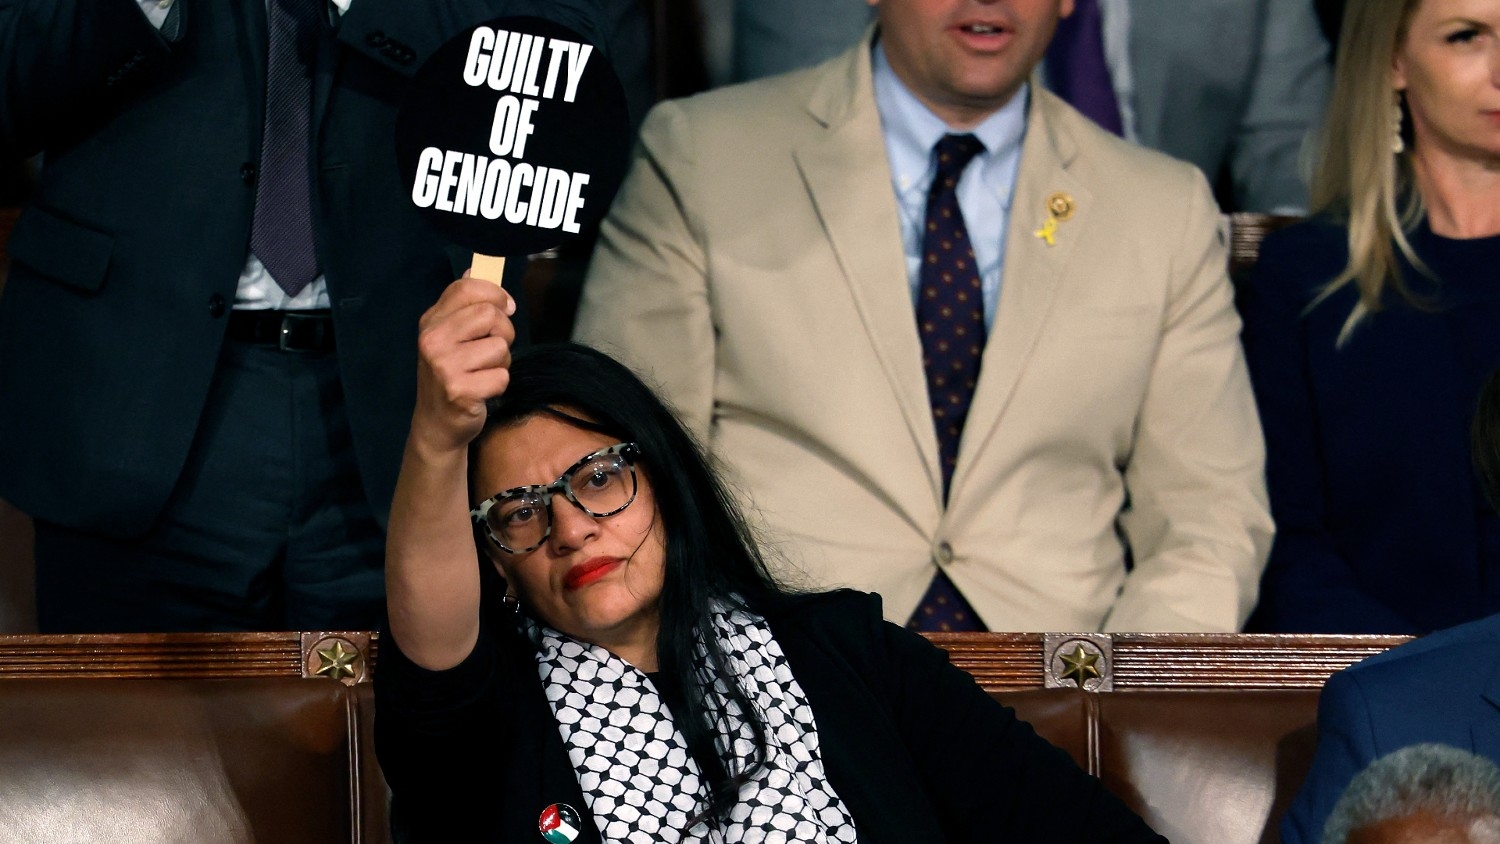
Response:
[311, 6, 339, 149]
[234, 0, 269, 154]
[950, 89, 1093, 499]
[793, 36, 945, 504]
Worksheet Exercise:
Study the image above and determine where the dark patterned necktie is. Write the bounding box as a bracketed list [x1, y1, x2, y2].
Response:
[1045, 0, 1124, 136]
[908, 134, 987, 634]
[250, 0, 322, 297]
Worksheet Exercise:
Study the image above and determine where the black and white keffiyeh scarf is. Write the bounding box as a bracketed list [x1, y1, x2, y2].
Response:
[522, 605, 859, 844]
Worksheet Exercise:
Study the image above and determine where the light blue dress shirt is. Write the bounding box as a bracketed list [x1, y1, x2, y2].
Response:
[871, 44, 1027, 332]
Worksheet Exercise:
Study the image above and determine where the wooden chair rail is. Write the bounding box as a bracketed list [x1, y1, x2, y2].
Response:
[933, 631, 1411, 691]
[0, 630, 1409, 691]
[0, 631, 377, 683]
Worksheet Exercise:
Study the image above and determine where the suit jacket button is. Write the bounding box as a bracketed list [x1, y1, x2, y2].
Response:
[208, 294, 226, 318]
[240, 163, 256, 186]
[936, 542, 954, 566]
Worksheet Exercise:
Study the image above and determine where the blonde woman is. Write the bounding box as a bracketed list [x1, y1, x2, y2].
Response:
[1243, 0, 1500, 634]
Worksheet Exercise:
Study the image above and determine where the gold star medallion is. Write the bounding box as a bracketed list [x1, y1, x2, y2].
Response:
[314, 640, 360, 682]
[1058, 644, 1102, 687]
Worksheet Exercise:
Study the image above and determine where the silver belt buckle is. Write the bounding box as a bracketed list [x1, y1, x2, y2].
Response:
[278, 312, 322, 353]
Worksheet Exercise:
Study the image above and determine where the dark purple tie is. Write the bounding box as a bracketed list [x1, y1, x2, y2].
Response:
[908, 134, 987, 634]
[250, 0, 322, 297]
[1045, 0, 1124, 136]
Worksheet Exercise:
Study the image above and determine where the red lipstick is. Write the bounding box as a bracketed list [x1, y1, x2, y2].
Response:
[565, 557, 622, 590]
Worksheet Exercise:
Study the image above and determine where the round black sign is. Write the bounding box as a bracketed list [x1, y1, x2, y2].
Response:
[395, 16, 632, 257]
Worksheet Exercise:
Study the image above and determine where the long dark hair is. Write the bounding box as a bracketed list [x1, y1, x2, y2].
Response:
[472, 342, 795, 826]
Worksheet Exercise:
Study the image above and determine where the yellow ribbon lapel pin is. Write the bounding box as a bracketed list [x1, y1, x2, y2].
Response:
[1034, 191, 1076, 246]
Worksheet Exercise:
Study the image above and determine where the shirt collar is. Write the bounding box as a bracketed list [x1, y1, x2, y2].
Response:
[871, 42, 1029, 195]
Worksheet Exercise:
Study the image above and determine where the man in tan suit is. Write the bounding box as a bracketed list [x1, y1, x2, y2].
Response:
[575, 0, 1273, 632]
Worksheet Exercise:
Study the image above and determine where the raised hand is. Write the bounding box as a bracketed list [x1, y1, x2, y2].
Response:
[411, 273, 517, 455]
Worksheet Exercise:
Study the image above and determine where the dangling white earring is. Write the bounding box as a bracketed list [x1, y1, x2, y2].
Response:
[1392, 91, 1406, 154]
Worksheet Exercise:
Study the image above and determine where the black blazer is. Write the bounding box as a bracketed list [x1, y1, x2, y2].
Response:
[374, 590, 1166, 843]
[0, 0, 615, 535]
[1241, 218, 1500, 633]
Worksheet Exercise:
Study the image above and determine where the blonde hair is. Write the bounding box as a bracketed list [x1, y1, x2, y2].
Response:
[1309, 0, 1430, 337]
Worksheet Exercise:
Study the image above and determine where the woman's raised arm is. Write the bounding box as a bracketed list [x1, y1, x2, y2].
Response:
[385, 275, 517, 670]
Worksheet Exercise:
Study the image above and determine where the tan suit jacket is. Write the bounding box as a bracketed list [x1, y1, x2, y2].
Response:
[575, 36, 1273, 632]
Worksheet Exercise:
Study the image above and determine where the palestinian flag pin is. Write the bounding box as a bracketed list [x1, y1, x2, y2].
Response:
[539, 803, 582, 843]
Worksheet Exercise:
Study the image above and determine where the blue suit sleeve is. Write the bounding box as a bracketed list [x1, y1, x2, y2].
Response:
[1281, 670, 1379, 844]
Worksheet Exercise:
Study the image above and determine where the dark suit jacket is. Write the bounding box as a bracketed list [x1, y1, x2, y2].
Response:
[0, 0, 617, 536]
[373, 589, 1166, 843]
[1241, 218, 1500, 633]
[1281, 612, 1500, 843]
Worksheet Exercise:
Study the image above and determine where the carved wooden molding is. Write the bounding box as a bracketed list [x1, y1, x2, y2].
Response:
[1046, 633, 1113, 691]
[0, 631, 376, 681]
[0, 631, 1412, 691]
[928, 632, 1413, 692]
[301, 631, 377, 685]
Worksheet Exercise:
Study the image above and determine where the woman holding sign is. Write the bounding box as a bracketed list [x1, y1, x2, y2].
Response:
[373, 278, 1165, 843]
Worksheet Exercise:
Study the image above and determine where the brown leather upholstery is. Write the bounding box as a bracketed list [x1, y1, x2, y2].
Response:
[353, 684, 392, 844]
[950, 631, 1405, 844]
[0, 678, 359, 843]
[990, 689, 1321, 844]
[0, 633, 384, 843]
[0, 631, 1412, 844]
[1094, 691, 1319, 844]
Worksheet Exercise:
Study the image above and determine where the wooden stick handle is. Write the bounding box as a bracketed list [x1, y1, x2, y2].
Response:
[469, 253, 507, 287]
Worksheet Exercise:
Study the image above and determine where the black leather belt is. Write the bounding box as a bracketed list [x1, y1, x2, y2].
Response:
[226, 309, 335, 353]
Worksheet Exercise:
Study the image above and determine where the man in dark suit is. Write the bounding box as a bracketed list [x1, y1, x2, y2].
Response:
[0, 0, 627, 632]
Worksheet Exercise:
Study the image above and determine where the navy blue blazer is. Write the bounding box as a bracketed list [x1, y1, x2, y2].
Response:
[1281, 612, 1500, 843]
[1241, 218, 1500, 634]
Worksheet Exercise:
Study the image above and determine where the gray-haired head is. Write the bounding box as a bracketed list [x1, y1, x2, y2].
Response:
[1322, 744, 1500, 844]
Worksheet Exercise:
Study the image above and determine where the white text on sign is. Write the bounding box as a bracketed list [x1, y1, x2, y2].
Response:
[409, 27, 599, 232]
[411, 150, 591, 233]
[461, 28, 593, 102]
